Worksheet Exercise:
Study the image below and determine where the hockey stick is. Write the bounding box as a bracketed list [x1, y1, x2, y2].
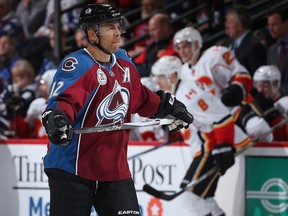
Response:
[143, 166, 220, 201]
[128, 137, 183, 160]
[143, 117, 288, 201]
[73, 118, 175, 134]
[128, 119, 203, 160]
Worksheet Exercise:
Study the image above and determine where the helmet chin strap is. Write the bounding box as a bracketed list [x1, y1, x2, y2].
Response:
[88, 35, 112, 55]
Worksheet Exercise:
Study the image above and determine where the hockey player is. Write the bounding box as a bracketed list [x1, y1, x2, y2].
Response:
[151, 55, 249, 215]
[253, 65, 288, 140]
[25, 69, 56, 138]
[40, 4, 194, 216]
[173, 26, 273, 142]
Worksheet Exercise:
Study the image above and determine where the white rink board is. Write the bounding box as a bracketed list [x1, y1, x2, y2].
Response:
[1, 140, 287, 216]
[0, 141, 193, 216]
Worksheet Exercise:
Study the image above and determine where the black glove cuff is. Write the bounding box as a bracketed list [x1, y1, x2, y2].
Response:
[153, 90, 174, 118]
[41, 109, 53, 131]
[42, 109, 73, 146]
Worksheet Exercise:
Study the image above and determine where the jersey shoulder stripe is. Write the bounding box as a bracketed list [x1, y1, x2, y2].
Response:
[115, 48, 137, 68]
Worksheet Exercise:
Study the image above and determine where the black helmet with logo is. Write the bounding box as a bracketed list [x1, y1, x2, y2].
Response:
[79, 4, 126, 37]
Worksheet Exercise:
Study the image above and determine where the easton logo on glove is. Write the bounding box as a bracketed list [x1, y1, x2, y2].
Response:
[169, 94, 175, 105]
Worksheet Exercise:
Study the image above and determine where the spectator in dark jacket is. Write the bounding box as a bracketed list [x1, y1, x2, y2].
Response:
[223, 6, 266, 77]
[266, 8, 288, 95]
[133, 13, 178, 77]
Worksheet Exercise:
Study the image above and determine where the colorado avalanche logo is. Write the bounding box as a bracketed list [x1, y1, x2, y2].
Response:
[96, 81, 129, 124]
[62, 57, 78, 71]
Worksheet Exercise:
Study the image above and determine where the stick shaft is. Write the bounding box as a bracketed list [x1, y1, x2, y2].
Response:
[73, 118, 174, 134]
[128, 138, 182, 160]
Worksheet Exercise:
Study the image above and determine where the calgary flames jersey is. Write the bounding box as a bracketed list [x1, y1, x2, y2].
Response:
[181, 45, 253, 103]
[176, 80, 249, 156]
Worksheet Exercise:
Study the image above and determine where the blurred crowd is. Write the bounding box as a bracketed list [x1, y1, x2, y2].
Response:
[0, 0, 287, 141]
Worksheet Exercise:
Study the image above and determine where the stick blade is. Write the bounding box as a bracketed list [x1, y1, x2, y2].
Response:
[143, 184, 163, 198]
[142, 184, 180, 201]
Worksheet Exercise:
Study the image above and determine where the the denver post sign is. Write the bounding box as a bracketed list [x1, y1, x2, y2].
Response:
[246, 156, 288, 216]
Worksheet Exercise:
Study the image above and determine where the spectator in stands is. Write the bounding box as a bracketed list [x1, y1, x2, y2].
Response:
[173, 26, 273, 142]
[20, 26, 72, 77]
[15, 0, 47, 38]
[36, 27, 72, 75]
[224, 6, 266, 76]
[127, 0, 163, 58]
[74, 28, 88, 50]
[35, 0, 87, 37]
[96, 0, 137, 13]
[25, 69, 56, 138]
[255, 27, 276, 50]
[0, 59, 37, 138]
[253, 65, 288, 141]
[0, 35, 23, 92]
[48, 27, 72, 58]
[0, 0, 24, 41]
[133, 12, 178, 77]
[266, 8, 288, 95]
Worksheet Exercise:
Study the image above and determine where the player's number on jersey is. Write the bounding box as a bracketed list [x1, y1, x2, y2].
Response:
[186, 88, 209, 111]
[198, 99, 208, 111]
[49, 81, 64, 98]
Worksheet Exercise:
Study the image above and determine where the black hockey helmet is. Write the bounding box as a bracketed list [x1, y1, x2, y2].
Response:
[79, 4, 126, 37]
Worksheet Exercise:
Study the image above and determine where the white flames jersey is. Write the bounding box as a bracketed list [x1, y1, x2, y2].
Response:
[181, 45, 250, 99]
[176, 80, 234, 155]
[176, 81, 231, 129]
[176, 80, 250, 155]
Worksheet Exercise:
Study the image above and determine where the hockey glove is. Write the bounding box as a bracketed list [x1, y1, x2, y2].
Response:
[245, 116, 273, 142]
[221, 84, 244, 107]
[41, 109, 73, 146]
[154, 90, 194, 133]
[211, 143, 235, 175]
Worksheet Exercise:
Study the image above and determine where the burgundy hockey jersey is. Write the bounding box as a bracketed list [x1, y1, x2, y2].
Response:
[44, 48, 160, 181]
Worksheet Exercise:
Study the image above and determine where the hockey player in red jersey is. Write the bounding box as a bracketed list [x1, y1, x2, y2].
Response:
[151, 55, 249, 215]
[173, 26, 273, 143]
[40, 4, 194, 216]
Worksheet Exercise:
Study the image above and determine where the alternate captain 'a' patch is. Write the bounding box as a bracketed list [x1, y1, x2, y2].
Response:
[122, 67, 130, 83]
